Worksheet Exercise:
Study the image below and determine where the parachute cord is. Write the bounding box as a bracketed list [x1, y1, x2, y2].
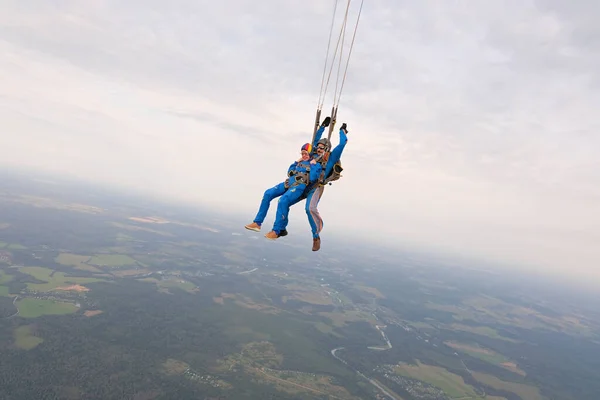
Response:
[332, 1, 350, 108]
[319, 0, 352, 111]
[334, 0, 363, 108]
[316, 0, 340, 111]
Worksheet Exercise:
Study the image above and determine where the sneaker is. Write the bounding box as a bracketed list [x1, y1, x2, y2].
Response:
[279, 229, 288, 237]
[245, 222, 261, 232]
[312, 237, 321, 251]
[265, 231, 279, 240]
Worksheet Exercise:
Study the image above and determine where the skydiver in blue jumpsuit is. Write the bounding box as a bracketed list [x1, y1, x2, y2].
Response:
[296, 122, 349, 251]
[245, 143, 323, 240]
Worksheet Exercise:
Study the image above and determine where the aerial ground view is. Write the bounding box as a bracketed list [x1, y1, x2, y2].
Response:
[1, 0, 599, 399]
[0, 172, 598, 400]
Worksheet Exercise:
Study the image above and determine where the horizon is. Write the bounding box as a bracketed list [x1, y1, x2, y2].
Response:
[2, 167, 599, 298]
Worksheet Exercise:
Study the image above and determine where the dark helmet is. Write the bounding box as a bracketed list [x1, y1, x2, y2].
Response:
[316, 138, 331, 151]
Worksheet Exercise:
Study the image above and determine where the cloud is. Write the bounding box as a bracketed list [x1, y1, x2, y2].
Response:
[0, 0, 599, 285]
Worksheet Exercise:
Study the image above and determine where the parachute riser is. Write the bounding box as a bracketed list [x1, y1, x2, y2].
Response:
[311, 108, 322, 145]
[327, 106, 338, 141]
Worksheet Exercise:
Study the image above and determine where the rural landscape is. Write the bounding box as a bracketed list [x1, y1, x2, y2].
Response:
[0, 171, 599, 400]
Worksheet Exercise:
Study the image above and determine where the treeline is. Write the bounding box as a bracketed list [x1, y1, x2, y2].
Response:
[0, 296, 16, 318]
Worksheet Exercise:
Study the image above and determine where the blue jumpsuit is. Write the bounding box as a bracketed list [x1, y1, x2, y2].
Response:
[301, 128, 348, 239]
[252, 159, 322, 235]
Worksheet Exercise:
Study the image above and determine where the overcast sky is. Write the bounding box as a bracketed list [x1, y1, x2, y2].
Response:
[1, 0, 598, 284]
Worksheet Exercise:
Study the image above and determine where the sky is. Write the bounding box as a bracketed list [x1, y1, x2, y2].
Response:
[0, 0, 599, 284]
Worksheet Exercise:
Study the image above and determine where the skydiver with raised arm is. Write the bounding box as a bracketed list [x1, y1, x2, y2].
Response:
[244, 118, 331, 236]
[296, 122, 349, 251]
[244, 143, 322, 239]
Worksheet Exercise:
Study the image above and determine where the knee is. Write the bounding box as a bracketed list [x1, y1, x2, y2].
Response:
[263, 188, 276, 199]
[307, 202, 319, 214]
[277, 196, 291, 208]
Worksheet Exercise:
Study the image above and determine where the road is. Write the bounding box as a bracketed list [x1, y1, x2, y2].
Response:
[331, 347, 398, 399]
[239, 268, 258, 275]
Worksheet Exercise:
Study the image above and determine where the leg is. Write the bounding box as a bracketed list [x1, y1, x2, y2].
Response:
[246, 182, 286, 231]
[271, 185, 309, 237]
[266, 184, 306, 238]
[290, 186, 309, 207]
[305, 185, 325, 251]
[305, 185, 325, 238]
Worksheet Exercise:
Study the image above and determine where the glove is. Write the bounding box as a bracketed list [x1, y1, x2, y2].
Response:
[321, 116, 331, 128]
[340, 123, 347, 132]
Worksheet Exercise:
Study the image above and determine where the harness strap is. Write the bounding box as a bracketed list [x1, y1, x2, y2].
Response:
[289, 162, 311, 174]
[315, 152, 329, 183]
[285, 171, 310, 188]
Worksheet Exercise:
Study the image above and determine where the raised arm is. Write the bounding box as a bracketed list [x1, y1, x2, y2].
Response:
[312, 117, 331, 148]
[313, 126, 325, 148]
[324, 124, 348, 177]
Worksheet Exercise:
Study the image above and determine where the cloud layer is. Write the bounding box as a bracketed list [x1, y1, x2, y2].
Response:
[1, 0, 599, 284]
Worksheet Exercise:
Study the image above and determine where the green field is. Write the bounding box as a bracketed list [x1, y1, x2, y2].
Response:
[88, 254, 137, 267]
[449, 323, 520, 343]
[472, 372, 543, 400]
[394, 360, 483, 399]
[445, 341, 509, 364]
[137, 277, 197, 294]
[444, 341, 526, 376]
[14, 325, 44, 350]
[55, 253, 101, 272]
[19, 266, 104, 292]
[408, 321, 435, 330]
[157, 278, 196, 292]
[314, 321, 336, 335]
[17, 298, 79, 318]
[0, 242, 26, 250]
